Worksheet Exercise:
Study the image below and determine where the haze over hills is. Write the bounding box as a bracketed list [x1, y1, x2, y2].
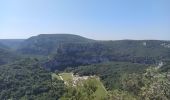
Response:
[1, 0, 170, 99]
[0, 42, 9, 50]
[0, 42, 20, 65]
[0, 39, 25, 50]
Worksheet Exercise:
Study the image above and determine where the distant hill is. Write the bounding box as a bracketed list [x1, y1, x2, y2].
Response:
[0, 43, 20, 65]
[44, 40, 170, 70]
[18, 34, 95, 55]
[0, 42, 9, 50]
[1, 34, 170, 71]
[0, 50, 19, 65]
[0, 39, 25, 50]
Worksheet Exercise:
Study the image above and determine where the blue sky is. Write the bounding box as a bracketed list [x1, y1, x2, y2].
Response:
[0, 0, 170, 40]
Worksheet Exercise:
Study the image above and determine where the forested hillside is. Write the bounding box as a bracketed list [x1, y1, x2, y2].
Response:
[44, 40, 170, 70]
[0, 58, 65, 100]
[73, 61, 149, 90]
[17, 34, 95, 55]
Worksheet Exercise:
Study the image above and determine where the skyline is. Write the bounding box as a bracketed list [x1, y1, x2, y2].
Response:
[0, 0, 170, 40]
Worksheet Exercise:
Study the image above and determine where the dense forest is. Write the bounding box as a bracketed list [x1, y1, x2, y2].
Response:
[0, 58, 65, 100]
[0, 34, 170, 100]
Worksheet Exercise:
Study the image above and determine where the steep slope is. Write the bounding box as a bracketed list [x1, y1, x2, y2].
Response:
[44, 40, 170, 70]
[18, 34, 95, 55]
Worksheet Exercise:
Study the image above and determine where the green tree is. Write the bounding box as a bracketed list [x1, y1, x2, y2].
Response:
[61, 78, 97, 100]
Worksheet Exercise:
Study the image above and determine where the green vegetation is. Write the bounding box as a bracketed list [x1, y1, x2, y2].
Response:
[0, 34, 170, 99]
[52, 73, 61, 80]
[160, 59, 170, 72]
[0, 42, 22, 66]
[45, 40, 170, 70]
[0, 58, 65, 100]
[92, 78, 107, 100]
[57, 72, 107, 100]
[73, 61, 149, 90]
[60, 77, 107, 100]
[0, 42, 9, 49]
[18, 34, 95, 55]
[0, 45, 20, 65]
[118, 67, 170, 100]
[71, 66, 170, 100]
[0, 39, 25, 50]
[61, 78, 98, 100]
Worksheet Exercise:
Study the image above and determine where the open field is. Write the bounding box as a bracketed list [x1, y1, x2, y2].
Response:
[55, 72, 107, 99]
[59, 73, 73, 81]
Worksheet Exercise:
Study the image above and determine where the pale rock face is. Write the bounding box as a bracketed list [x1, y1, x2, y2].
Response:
[59, 73, 95, 86]
[72, 74, 95, 86]
[161, 43, 170, 48]
[142, 42, 147, 46]
[156, 61, 163, 69]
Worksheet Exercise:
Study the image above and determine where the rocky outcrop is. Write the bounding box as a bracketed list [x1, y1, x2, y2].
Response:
[44, 41, 170, 71]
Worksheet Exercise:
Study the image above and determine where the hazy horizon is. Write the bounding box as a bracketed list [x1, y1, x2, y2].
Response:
[1, 0, 170, 40]
[0, 33, 170, 41]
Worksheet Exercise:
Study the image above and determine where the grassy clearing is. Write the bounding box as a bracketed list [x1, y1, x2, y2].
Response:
[59, 73, 73, 82]
[57, 72, 107, 99]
